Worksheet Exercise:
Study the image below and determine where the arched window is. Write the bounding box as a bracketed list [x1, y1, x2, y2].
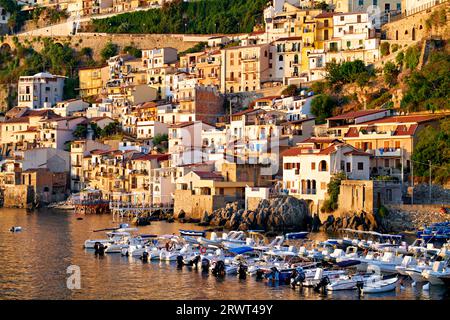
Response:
[294, 54, 299, 64]
[319, 160, 328, 171]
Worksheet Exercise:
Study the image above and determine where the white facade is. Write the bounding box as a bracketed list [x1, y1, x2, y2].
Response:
[47, 99, 89, 117]
[283, 142, 370, 208]
[18, 72, 66, 109]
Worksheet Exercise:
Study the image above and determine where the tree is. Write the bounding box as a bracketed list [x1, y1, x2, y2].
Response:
[412, 118, 450, 184]
[281, 84, 298, 96]
[325, 60, 367, 85]
[321, 172, 346, 213]
[404, 45, 420, 70]
[311, 94, 335, 124]
[383, 62, 399, 86]
[122, 45, 142, 58]
[100, 41, 118, 61]
[152, 133, 168, 146]
[101, 121, 121, 137]
[73, 124, 87, 139]
[380, 42, 390, 56]
[90, 123, 102, 140]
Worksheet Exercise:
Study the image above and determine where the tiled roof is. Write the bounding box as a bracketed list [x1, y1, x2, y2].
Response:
[344, 150, 372, 157]
[193, 170, 224, 180]
[327, 109, 387, 121]
[281, 147, 305, 157]
[358, 115, 441, 125]
[133, 154, 170, 161]
[344, 127, 360, 138]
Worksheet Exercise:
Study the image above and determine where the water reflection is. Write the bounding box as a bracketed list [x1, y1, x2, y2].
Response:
[0, 208, 448, 300]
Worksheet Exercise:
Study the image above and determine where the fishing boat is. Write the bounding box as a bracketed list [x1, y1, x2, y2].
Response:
[366, 252, 404, 274]
[285, 232, 309, 240]
[361, 276, 398, 294]
[9, 226, 22, 232]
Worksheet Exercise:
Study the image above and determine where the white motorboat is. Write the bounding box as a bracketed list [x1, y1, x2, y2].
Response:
[422, 261, 447, 285]
[362, 276, 398, 294]
[366, 252, 404, 274]
[302, 268, 347, 287]
[327, 273, 383, 291]
[395, 256, 418, 275]
[84, 231, 131, 249]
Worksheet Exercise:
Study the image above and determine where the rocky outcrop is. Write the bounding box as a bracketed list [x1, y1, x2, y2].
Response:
[384, 205, 449, 233]
[321, 211, 385, 233]
[199, 196, 311, 232]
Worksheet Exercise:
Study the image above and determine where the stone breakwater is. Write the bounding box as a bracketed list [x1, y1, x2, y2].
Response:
[177, 196, 312, 232]
[320, 211, 385, 233]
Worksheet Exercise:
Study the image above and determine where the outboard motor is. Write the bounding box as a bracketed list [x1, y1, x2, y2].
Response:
[290, 269, 306, 290]
[237, 263, 248, 280]
[94, 242, 105, 256]
[191, 255, 201, 268]
[176, 255, 184, 268]
[356, 280, 364, 296]
[119, 223, 129, 229]
[201, 258, 210, 272]
[313, 276, 330, 293]
[211, 260, 225, 277]
[255, 269, 264, 281]
[141, 251, 149, 263]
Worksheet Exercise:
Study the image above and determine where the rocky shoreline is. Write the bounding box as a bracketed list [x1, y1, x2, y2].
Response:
[155, 195, 449, 235]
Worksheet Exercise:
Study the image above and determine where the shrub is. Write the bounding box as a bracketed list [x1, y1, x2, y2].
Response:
[380, 42, 390, 56]
[100, 41, 118, 61]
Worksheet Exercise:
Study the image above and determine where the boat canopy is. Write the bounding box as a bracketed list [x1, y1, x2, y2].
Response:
[339, 228, 403, 239]
[228, 246, 254, 254]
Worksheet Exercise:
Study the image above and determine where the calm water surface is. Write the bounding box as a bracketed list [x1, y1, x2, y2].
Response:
[0, 208, 448, 300]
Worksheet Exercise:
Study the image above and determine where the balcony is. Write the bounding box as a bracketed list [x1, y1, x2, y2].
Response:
[375, 148, 401, 157]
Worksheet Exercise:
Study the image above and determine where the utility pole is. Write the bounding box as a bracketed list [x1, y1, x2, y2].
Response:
[429, 160, 432, 204]
[411, 160, 414, 205]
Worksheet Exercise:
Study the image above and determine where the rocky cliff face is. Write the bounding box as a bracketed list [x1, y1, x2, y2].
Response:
[320, 211, 385, 233]
[192, 196, 311, 232]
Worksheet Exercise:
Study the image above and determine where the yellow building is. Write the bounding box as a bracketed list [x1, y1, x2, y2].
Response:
[78, 65, 109, 98]
[314, 12, 334, 50]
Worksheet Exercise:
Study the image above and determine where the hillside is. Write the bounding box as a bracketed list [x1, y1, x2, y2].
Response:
[90, 0, 268, 34]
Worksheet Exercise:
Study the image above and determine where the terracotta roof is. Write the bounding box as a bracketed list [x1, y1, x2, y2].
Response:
[315, 12, 336, 19]
[300, 137, 342, 144]
[283, 118, 316, 125]
[2, 117, 30, 124]
[344, 127, 360, 138]
[89, 116, 114, 122]
[193, 170, 224, 180]
[133, 154, 170, 161]
[317, 144, 339, 155]
[358, 115, 441, 126]
[232, 108, 265, 117]
[275, 36, 303, 42]
[169, 121, 195, 128]
[254, 96, 281, 102]
[327, 109, 387, 121]
[281, 147, 305, 157]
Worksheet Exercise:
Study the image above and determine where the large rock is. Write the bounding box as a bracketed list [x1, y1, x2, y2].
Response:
[174, 209, 185, 220]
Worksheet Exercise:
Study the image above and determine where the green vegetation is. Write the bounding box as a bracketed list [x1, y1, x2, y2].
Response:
[311, 94, 335, 124]
[179, 42, 207, 56]
[403, 45, 421, 70]
[383, 61, 399, 86]
[73, 124, 87, 139]
[122, 45, 142, 58]
[412, 118, 450, 184]
[325, 60, 371, 86]
[92, 0, 268, 34]
[100, 41, 119, 61]
[152, 133, 169, 152]
[321, 172, 346, 213]
[281, 84, 298, 96]
[0, 0, 27, 33]
[101, 121, 121, 138]
[401, 49, 450, 112]
[380, 42, 390, 56]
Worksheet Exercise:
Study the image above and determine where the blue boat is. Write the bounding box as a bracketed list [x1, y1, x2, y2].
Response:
[179, 229, 206, 237]
[285, 231, 309, 240]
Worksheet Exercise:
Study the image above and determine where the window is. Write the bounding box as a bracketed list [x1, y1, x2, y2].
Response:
[311, 162, 316, 170]
[373, 0, 377, 6]
[346, 162, 351, 172]
[395, 141, 400, 149]
[340, 16, 344, 21]
[357, 162, 364, 170]
[279, 55, 283, 62]
[321, 182, 327, 190]
[358, 0, 363, 6]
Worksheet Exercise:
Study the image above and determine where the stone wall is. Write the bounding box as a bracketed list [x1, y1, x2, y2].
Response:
[174, 190, 229, 219]
[382, 2, 450, 41]
[2, 185, 35, 208]
[1, 33, 198, 61]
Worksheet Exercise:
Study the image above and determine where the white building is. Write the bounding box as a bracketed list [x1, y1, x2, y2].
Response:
[18, 72, 66, 109]
[38, 116, 86, 150]
[47, 99, 89, 117]
[282, 138, 371, 212]
[168, 121, 214, 166]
